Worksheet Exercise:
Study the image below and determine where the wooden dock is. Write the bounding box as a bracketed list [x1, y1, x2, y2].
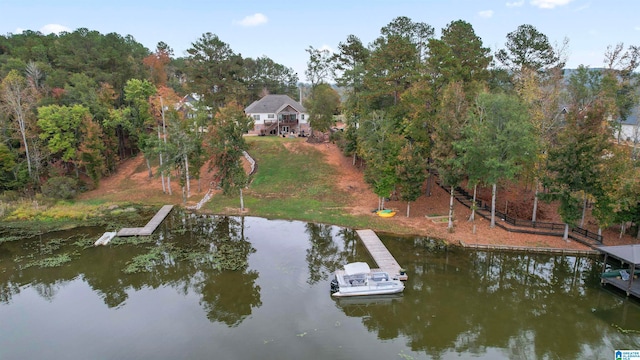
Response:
[117, 205, 174, 237]
[356, 229, 407, 281]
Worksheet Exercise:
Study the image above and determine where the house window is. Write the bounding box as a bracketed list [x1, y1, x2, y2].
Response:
[253, 115, 260, 121]
[301, 114, 305, 120]
[268, 114, 275, 119]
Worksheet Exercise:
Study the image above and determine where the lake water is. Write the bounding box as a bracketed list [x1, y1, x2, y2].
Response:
[1, 212, 639, 359]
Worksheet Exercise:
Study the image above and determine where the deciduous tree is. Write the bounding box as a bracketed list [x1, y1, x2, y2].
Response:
[465, 92, 537, 228]
[206, 102, 254, 210]
[305, 83, 340, 135]
[0, 70, 34, 179]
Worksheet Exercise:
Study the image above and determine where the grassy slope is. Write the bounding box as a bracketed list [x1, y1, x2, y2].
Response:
[204, 137, 416, 235]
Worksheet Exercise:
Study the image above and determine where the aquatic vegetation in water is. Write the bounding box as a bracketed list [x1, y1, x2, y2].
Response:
[72, 236, 95, 249]
[23, 253, 73, 268]
[123, 246, 166, 274]
[0, 235, 22, 244]
[612, 323, 640, 334]
[121, 236, 252, 274]
[110, 235, 156, 246]
[31, 237, 68, 255]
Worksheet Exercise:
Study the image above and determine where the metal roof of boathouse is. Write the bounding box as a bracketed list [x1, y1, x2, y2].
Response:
[598, 244, 640, 265]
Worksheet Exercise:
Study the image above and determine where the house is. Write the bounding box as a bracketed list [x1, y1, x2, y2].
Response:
[175, 93, 202, 120]
[244, 94, 309, 136]
[614, 106, 639, 144]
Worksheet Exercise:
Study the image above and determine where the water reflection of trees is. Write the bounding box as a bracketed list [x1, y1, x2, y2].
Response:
[304, 224, 358, 284]
[0, 212, 261, 327]
[335, 235, 634, 359]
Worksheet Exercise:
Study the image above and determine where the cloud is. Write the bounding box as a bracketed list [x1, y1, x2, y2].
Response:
[530, 0, 573, 9]
[478, 10, 494, 18]
[506, 0, 525, 7]
[235, 13, 268, 27]
[40, 24, 71, 34]
[319, 44, 334, 53]
[12, 24, 70, 35]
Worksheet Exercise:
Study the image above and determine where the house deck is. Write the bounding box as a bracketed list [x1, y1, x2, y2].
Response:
[356, 229, 407, 281]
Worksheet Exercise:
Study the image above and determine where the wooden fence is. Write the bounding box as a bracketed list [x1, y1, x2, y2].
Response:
[436, 180, 603, 247]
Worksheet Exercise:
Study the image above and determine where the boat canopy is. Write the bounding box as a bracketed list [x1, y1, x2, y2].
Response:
[598, 244, 640, 266]
[344, 262, 371, 276]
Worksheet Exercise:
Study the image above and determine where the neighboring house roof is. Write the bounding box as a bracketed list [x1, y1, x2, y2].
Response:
[245, 94, 306, 114]
[176, 93, 201, 111]
[619, 106, 639, 126]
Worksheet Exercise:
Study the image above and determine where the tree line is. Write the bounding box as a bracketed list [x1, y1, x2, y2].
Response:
[303, 17, 639, 239]
[0, 18, 638, 238]
[0, 29, 297, 203]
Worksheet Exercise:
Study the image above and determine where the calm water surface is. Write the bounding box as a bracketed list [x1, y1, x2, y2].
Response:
[1, 212, 639, 360]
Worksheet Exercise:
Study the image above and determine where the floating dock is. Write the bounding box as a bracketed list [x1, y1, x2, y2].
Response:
[356, 229, 407, 281]
[94, 232, 117, 246]
[117, 205, 174, 237]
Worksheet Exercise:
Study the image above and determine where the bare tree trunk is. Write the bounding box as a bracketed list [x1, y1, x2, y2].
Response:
[468, 184, 477, 222]
[406, 201, 410, 217]
[426, 171, 432, 197]
[637, 224, 640, 239]
[162, 96, 171, 196]
[158, 126, 165, 193]
[532, 180, 539, 223]
[448, 186, 455, 231]
[184, 154, 190, 199]
[563, 223, 569, 241]
[240, 188, 244, 211]
[490, 183, 497, 228]
[580, 195, 587, 228]
[3, 80, 33, 178]
[146, 157, 153, 178]
[19, 118, 32, 178]
[352, 152, 356, 166]
[380, 196, 385, 211]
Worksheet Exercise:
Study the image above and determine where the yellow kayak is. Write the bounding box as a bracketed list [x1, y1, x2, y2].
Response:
[376, 209, 396, 218]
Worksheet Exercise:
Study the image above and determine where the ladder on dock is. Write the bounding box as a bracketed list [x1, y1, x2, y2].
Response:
[356, 229, 407, 280]
[117, 205, 174, 237]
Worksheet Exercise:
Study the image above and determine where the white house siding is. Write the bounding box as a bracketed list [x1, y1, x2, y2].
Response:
[245, 94, 310, 136]
[248, 112, 310, 136]
[616, 123, 639, 143]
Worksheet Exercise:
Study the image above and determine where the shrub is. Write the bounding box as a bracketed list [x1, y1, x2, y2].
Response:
[41, 176, 78, 200]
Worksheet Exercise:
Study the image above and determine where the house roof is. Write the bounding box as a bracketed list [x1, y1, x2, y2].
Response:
[245, 94, 306, 114]
[619, 106, 639, 126]
[598, 244, 640, 266]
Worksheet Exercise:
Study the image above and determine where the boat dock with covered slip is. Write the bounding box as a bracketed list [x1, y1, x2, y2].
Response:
[599, 244, 640, 298]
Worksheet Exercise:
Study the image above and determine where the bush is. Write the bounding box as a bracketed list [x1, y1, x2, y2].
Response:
[41, 176, 78, 200]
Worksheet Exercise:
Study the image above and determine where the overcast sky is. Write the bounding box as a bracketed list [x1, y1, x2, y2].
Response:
[2, 0, 639, 82]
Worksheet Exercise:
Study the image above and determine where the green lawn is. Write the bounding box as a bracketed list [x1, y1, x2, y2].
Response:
[203, 136, 418, 235]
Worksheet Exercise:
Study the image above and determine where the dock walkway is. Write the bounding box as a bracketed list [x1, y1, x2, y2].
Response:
[117, 205, 174, 237]
[356, 229, 407, 280]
